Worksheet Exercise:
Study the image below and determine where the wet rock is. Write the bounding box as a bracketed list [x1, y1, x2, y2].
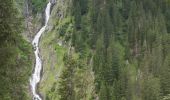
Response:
[50, 0, 56, 4]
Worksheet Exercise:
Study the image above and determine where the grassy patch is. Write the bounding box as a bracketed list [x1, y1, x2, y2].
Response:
[39, 29, 67, 99]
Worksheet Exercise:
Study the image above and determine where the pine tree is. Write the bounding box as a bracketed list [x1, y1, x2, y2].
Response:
[142, 76, 161, 100]
[161, 54, 170, 96]
[99, 82, 111, 100]
[0, 0, 32, 99]
[58, 55, 76, 100]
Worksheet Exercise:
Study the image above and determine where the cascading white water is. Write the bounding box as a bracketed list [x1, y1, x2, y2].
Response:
[30, 2, 51, 100]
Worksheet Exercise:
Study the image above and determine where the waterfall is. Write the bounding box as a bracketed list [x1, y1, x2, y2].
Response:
[30, 2, 51, 100]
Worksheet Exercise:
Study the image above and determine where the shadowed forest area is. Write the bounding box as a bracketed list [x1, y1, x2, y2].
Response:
[0, 0, 33, 99]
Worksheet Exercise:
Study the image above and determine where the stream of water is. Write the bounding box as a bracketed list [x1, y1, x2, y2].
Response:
[30, 2, 51, 100]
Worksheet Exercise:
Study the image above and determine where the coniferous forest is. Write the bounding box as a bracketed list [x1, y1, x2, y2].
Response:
[1, 0, 170, 100]
[0, 0, 33, 99]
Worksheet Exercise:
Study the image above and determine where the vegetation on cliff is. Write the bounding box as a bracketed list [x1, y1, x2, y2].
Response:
[32, 0, 47, 13]
[1, 0, 170, 100]
[0, 0, 33, 99]
[41, 0, 170, 100]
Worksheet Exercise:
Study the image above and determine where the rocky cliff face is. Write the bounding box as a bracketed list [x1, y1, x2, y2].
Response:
[16, 0, 46, 98]
[22, 0, 44, 42]
[50, 0, 56, 4]
[22, 0, 57, 42]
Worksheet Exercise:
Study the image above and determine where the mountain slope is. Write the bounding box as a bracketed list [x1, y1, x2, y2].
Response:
[39, 0, 170, 100]
[1, 0, 170, 100]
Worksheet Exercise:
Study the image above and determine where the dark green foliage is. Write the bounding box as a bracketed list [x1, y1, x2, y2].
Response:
[99, 82, 111, 100]
[69, 0, 170, 99]
[142, 76, 161, 100]
[0, 0, 33, 99]
[161, 55, 170, 95]
[58, 55, 76, 100]
[79, 0, 88, 15]
[48, 0, 170, 100]
[32, 0, 47, 13]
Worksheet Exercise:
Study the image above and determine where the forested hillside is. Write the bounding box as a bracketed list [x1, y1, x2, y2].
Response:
[41, 0, 170, 100]
[1, 0, 170, 100]
[0, 0, 33, 99]
[72, 0, 170, 100]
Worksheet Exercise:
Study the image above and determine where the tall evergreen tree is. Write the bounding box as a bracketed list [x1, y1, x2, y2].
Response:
[58, 55, 76, 100]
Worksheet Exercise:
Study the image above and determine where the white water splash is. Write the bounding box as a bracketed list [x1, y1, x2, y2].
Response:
[30, 2, 51, 100]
